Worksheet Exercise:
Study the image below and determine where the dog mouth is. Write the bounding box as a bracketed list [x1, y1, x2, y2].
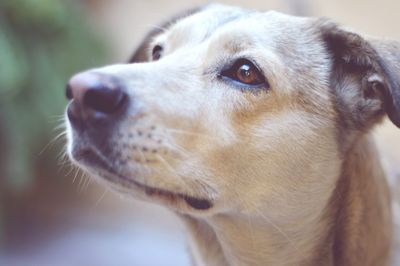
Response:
[72, 147, 213, 210]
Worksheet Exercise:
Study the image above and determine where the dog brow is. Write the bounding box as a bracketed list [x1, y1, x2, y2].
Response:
[129, 7, 202, 63]
[129, 6, 249, 63]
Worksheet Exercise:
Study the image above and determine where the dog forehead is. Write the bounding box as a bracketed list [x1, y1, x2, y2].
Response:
[163, 5, 313, 51]
[210, 12, 311, 47]
[162, 4, 247, 46]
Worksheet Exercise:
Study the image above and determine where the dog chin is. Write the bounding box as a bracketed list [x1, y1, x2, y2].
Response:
[69, 144, 214, 212]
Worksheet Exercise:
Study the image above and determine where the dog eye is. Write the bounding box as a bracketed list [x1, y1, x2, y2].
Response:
[152, 45, 163, 61]
[220, 59, 267, 87]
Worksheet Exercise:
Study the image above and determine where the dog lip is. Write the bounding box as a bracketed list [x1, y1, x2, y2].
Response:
[72, 146, 213, 210]
[136, 181, 214, 211]
[144, 185, 213, 210]
[71, 146, 111, 170]
[182, 196, 213, 210]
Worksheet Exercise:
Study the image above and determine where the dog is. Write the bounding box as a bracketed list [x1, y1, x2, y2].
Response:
[65, 4, 400, 266]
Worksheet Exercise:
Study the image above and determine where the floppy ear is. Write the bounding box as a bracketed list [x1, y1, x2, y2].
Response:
[129, 7, 202, 63]
[319, 20, 400, 130]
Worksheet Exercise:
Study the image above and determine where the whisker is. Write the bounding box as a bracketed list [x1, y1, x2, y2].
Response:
[77, 170, 86, 192]
[154, 154, 187, 187]
[53, 123, 67, 132]
[157, 138, 189, 158]
[48, 114, 67, 124]
[253, 208, 303, 258]
[63, 163, 75, 177]
[136, 145, 149, 165]
[92, 188, 108, 209]
[82, 174, 92, 192]
[162, 127, 217, 140]
[246, 214, 257, 254]
[57, 148, 69, 164]
[38, 130, 67, 156]
[147, 131, 191, 157]
[72, 167, 80, 184]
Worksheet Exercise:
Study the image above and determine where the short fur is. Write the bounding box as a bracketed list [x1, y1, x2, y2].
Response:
[66, 4, 400, 265]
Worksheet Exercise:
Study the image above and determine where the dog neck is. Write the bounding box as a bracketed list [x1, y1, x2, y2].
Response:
[180, 135, 392, 266]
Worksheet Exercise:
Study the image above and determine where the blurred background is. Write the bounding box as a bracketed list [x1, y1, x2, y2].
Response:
[0, 0, 399, 265]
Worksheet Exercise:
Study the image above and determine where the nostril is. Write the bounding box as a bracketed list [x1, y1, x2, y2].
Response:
[66, 83, 73, 100]
[84, 86, 127, 114]
[66, 72, 129, 126]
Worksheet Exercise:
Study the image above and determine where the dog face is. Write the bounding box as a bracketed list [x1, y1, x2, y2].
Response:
[65, 4, 400, 219]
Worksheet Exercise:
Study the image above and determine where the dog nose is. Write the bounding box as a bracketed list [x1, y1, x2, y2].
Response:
[66, 72, 127, 127]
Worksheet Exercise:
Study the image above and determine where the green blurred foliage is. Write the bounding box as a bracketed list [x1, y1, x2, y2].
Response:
[0, 0, 108, 189]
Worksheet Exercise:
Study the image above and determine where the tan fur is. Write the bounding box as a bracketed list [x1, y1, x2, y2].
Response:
[66, 4, 399, 265]
[329, 136, 392, 266]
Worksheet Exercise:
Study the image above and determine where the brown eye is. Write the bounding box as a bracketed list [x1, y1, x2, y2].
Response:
[220, 58, 267, 87]
[152, 45, 163, 61]
[236, 64, 260, 84]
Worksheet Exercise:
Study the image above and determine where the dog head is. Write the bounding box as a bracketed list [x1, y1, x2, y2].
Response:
[65, 4, 400, 218]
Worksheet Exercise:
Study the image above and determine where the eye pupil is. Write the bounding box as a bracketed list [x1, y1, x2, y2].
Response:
[220, 59, 267, 88]
[238, 63, 260, 84]
[238, 65, 252, 79]
[237, 66, 248, 81]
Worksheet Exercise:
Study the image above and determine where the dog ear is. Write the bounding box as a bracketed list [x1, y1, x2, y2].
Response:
[319, 21, 400, 130]
[129, 7, 202, 63]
